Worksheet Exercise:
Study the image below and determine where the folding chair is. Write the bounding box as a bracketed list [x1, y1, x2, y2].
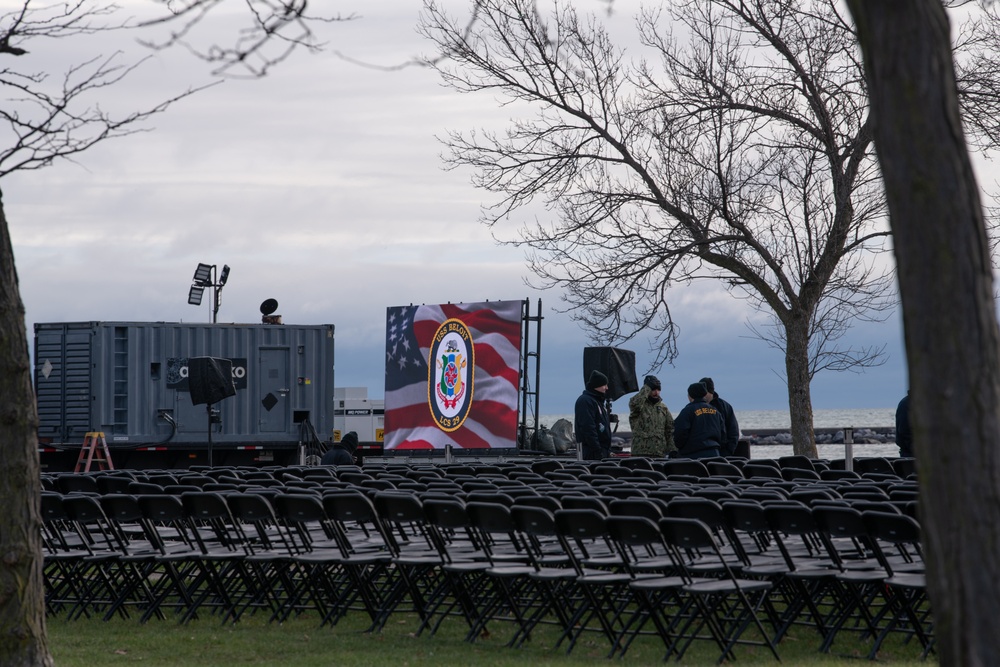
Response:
[134, 494, 211, 623]
[419, 498, 493, 639]
[659, 516, 781, 664]
[178, 492, 251, 623]
[763, 501, 842, 643]
[603, 514, 687, 659]
[812, 504, 890, 653]
[862, 511, 934, 659]
[552, 509, 631, 654]
[508, 505, 579, 648]
[464, 501, 537, 642]
[321, 491, 400, 631]
[270, 493, 350, 625]
[372, 491, 449, 627]
[224, 493, 297, 621]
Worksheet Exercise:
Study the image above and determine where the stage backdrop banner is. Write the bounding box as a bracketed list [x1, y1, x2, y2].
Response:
[384, 300, 522, 450]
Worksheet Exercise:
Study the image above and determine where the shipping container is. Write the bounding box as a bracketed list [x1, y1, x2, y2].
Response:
[34, 321, 335, 470]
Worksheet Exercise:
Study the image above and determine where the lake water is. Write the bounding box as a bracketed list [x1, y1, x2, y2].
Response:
[536, 407, 902, 460]
[537, 407, 896, 431]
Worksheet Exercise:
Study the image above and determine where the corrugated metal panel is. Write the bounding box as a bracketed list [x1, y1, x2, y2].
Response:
[34, 322, 96, 443]
[34, 321, 335, 449]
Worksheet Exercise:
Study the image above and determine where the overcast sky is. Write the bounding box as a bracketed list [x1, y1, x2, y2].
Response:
[4, 0, 908, 416]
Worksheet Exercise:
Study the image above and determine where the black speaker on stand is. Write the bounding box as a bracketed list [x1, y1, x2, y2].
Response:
[583, 347, 638, 433]
[188, 357, 237, 467]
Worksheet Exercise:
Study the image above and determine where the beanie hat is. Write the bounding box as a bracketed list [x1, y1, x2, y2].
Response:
[340, 431, 359, 453]
[643, 375, 661, 391]
[587, 369, 609, 391]
[699, 377, 715, 393]
[687, 382, 708, 400]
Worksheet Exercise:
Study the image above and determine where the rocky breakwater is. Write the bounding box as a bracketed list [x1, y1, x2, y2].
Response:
[742, 427, 897, 447]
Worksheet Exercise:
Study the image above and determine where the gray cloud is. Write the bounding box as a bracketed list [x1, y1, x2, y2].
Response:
[7, 0, 905, 416]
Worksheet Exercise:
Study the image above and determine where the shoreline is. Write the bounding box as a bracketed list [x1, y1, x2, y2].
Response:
[610, 426, 898, 447]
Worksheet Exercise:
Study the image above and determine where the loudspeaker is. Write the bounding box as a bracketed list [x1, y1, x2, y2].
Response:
[583, 347, 638, 402]
[188, 357, 236, 406]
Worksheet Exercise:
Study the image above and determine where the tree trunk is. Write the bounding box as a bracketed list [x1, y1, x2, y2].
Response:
[0, 195, 52, 667]
[848, 1, 1000, 665]
[785, 317, 818, 458]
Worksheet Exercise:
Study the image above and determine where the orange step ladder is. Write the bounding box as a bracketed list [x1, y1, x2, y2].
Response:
[74, 432, 115, 473]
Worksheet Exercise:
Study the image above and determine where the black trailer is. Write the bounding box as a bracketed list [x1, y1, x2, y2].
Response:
[34, 321, 335, 471]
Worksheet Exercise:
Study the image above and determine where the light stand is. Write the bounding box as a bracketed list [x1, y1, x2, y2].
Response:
[187, 263, 230, 323]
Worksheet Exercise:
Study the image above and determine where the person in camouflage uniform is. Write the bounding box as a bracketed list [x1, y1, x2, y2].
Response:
[628, 375, 675, 457]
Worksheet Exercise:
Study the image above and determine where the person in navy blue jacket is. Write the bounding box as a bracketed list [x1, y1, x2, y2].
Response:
[673, 382, 725, 459]
[700, 377, 739, 456]
[575, 370, 612, 460]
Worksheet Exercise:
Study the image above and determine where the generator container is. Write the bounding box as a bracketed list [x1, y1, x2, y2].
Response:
[34, 321, 334, 469]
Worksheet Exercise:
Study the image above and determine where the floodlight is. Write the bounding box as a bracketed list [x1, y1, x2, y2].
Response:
[188, 285, 205, 306]
[219, 265, 230, 286]
[193, 263, 214, 286]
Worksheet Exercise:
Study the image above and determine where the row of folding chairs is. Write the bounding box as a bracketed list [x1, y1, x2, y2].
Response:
[40, 453, 917, 492]
[41, 477, 931, 661]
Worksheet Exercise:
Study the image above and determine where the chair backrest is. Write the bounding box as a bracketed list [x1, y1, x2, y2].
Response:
[322, 490, 391, 556]
[181, 491, 242, 553]
[530, 459, 564, 475]
[605, 514, 670, 575]
[511, 493, 561, 512]
[178, 474, 214, 488]
[665, 496, 726, 528]
[601, 485, 649, 500]
[619, 457, 653, 471]
[422, 497, 471, 531]
[657, 459, 710, 478]
[96, 476, 134, 494]
[820, 469, 862, 481]
[707, 461, 745, 479]
[891, 458, 917, 478]
[466, 501, 525, 562]
[553, 508, 609, 541]
[861, 510, 922, 573]
[553, 508, 615, 574]
[657, 516, 730, 579]
[272, 493, 331, 552]
[761, 501, 830, 567]
[61, 493, 121, 553]
[811, 504, 876, 569]
[559, 495, 610, 514]
[778, 455, 816, 471]
[510, 504, 558, 537]
[56, 474, 100, 495]
[96, 491, 139, 519]
[743, 463, 784, 480]
[782, 468, 822, 482]
[136, 494, 198, 554]
[608, 497, 665, 521]
[852, 457, 896, 475]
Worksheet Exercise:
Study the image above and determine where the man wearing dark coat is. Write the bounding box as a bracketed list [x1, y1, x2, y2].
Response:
[575, 370, 612, 460]
[896, 392, 913, 457]
[322, 431, 359, 466]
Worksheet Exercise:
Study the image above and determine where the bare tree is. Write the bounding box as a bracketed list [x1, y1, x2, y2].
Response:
[139, 0, 354, 77]
[420, 0, 896, 456]
[848, 0, 1000, 663]
[0, 4, 200, 663]
[0, 2, 348, 664]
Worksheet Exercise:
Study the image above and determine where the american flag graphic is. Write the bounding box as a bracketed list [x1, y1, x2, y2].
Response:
[384, 300, 522, 450]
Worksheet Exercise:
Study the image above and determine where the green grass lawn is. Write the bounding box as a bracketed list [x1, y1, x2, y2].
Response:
[47, 611, 936, 666]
